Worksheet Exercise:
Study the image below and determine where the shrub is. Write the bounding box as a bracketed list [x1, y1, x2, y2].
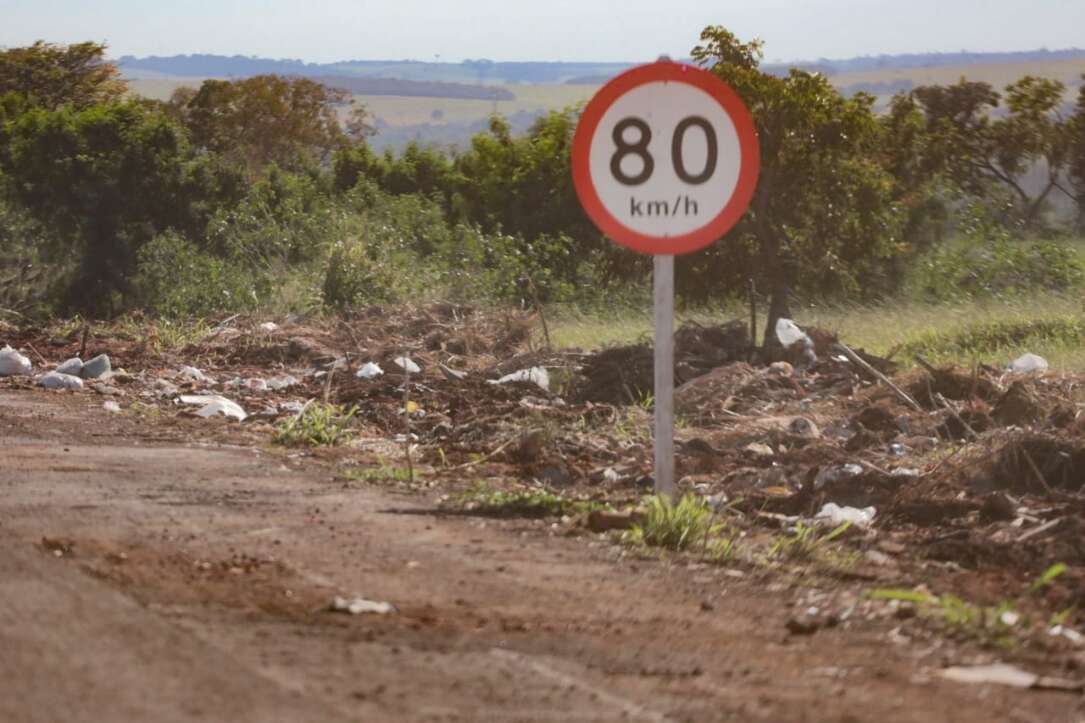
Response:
[134, 231, 263, 318]
[911, 220, 1085, 300]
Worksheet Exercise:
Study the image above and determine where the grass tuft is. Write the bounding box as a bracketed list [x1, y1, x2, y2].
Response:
[273, 402, 357, 447]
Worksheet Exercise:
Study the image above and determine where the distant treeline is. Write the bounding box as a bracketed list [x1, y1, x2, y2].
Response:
[118, 48, 1085, 86]
[311, 76, 513, 100]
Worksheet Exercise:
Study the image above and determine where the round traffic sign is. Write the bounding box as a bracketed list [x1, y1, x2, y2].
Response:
[572, 61, 760, 255]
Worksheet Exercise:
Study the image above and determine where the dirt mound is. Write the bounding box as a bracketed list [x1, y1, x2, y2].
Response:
[574, 320, 749, 405]
[907, 364, 1002, 407]
[988, 433, 1085, 494]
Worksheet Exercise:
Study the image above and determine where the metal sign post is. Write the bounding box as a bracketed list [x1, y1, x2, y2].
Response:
[570, 61, 760, 500]
[653, 254, 676, 498]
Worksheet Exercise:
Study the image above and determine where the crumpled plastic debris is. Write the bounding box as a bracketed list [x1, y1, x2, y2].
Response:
[225, 377, 272, 392]
[258, 321, 279, 333]
[56, 357, 84, 376]
[394, 357, 421, 374]
[490, 367, 550, 392]
[1010, 352, 1049, 374]
[179, 365, 213, 383]
[939, 663, 1036, 688]
[356, 362, 384, 380]
[0, 345, 32, 376]
[81, 354, 111, 379]
[813, 464, 863, 490]
[38, 371, 84, 391]
[814, 502, 875, 528]
[331, 596, 397, 615]
[179, 394, 247, 421]
[266, 375, 299, 391]
[775, 318, 817, 365]
[103, 401, 121, 413]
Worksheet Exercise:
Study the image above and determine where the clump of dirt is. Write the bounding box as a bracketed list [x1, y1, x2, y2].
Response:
[993, 380, 1045, 426]
[574, 320, 750, 405]
[908, 365, 1002, 407]
[987, 433, 1085, 494]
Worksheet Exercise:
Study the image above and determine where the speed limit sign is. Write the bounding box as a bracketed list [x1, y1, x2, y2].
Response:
[572, 60, 760, 498]
[572, 61, 759, 255]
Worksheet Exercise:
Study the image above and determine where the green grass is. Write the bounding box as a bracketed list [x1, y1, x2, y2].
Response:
[547, 291, 1085, 371]
[273, 403, 357, 447]
[623, 495, 741, 562]
[768, 521, 853, 562]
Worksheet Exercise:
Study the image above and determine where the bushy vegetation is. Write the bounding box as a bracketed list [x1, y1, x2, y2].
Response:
[1, 35, 1084, 333]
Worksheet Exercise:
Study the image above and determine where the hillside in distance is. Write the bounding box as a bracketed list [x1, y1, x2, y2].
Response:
[123, 49, 1085, 153]
[117, 48, 1085, 85]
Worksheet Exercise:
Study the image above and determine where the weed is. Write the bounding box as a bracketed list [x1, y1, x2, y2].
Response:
[448, 483, 598, 518]
[343, 465, 417, 485]
[623, 495, 742, 562]
[867, 564, 1070, 648]
[768, 521, 852, 562]
[273, 402, 357, 447]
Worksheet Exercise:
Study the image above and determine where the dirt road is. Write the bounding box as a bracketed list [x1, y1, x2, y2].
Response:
[0, 389, 1079, 722]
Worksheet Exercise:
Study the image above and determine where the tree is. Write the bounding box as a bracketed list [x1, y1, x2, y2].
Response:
[169, 75, 353, 177]
[912, 76, 1071, 226]
[690, 27, 914, 345]
[0, 100, 220, 312]
[0, 41, 126, 110]
[1065, 76, 1085, 220]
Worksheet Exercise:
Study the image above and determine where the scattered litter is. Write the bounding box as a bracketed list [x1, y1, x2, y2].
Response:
[775, 318, 809, 347]
[1049, 625, 1085, 645]
[38, 371, 84, 391]
[814, 503, 875, 528]
[1010, 353, 1049, 374]
[491, 367, 550, 392]
[744, 442, 775, 458]
[278, 401, 306, 414]
[81, 354, 111, 379]
[394, 357, 422, 374]
[179, 394, 247, 421]
[56, 357, 83, 376]
[225, 377, 269, 392]
[179, 365, 212, 383]
[103, 401, 121, 413]
[0, 346, 32, 376]
[258, 321, 280, 333]
[331, 596, 397, 615]
[155, 378, 180, 397]
[356, 362, 384, 380]
[438, 362, 467, 381]
[266, 375, 299, 391]
[938, 663, 1083, 691]
[813, 464, 863, 490]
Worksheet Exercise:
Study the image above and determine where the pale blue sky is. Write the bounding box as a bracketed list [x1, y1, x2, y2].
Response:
[2, 0, 1083, 63]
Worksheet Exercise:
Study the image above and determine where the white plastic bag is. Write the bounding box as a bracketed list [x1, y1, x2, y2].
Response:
[179, 394, 247, 421]
[0, 345, 32, 376]
[1010, 353, 1048, 374]
[38, 371, 84, 391]
[814, 502, 875, 528]
[491, 367, 550, 392]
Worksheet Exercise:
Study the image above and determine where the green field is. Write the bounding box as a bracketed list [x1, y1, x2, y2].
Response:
[127, 56, 1085, 151]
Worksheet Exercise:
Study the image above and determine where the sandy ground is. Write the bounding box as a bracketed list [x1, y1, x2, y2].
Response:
[0, 389, 1081, 722]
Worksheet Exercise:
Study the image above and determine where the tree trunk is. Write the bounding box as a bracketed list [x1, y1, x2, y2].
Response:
[763, 277, 792, 350]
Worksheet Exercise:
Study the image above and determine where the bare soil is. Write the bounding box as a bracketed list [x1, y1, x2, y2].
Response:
[2, 310, 1085, 722]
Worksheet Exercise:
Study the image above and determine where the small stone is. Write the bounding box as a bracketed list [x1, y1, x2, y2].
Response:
[586, 510, 644, 533]
[788, 417, 820, 438]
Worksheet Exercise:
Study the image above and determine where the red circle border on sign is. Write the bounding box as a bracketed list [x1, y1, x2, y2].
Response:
[571, 62, 760, 256]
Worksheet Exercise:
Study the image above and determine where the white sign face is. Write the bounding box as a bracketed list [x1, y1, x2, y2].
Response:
[587, 81, 743, 238]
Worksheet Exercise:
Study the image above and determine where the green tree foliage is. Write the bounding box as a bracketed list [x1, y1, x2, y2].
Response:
[169, 75, 354, 177]
[0, 41, 126, 110]
[691, 27, 915, 341]
[0, 100, 222, 312]
[1066, 77, 1085, 218]
[911, 76, 1073, 226]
